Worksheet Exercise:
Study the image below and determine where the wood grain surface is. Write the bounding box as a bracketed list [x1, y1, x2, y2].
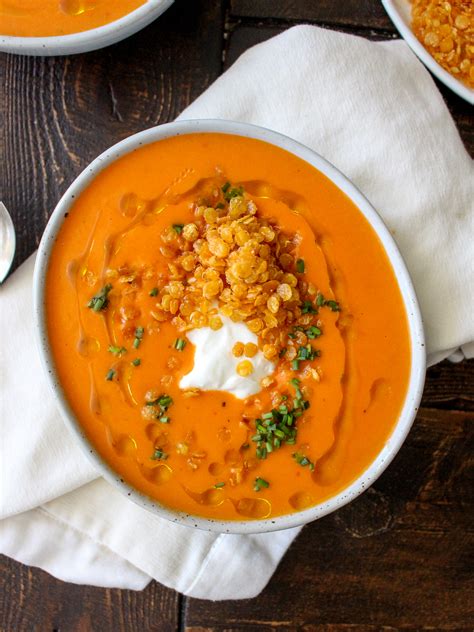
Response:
[1, 1, 472, 630]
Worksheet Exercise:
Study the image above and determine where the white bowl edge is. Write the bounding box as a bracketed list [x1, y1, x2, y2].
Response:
[33, 119, 427, 534]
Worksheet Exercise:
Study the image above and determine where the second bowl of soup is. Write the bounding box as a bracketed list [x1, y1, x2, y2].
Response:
[0, 0, 173, 56]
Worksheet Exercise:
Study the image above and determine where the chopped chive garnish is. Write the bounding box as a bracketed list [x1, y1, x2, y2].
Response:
[326, 300, 341, 312]
[146, 394, 173, 410]
[222, 182, 244, 201]
[296, 258, 305, 273]
[105, 368, 116, 381]
[250, 379, 309, 461]
[226, 186, 244, 201]
[108, 345, 127, 356]
[254, 477, 270, 492]
[131, 358, 141, 367]
[174, 338, 186, 351]
[149, 287, 159, 297]
[151, 448, 168, 461]
[159, 416, 169, 424]
[172, 224, 184, 235]
[133, 326, 144, 349]
[216, 202, 225, 210]
[291, 359, 300, 370]
[301, 300, 317, 315]
[316, 292, 340, 311]
[279, 347, 287, 358]
[88, 284, 112, 312]
[256, 446, 267, 459]
[293, 452, 315, 471]
[297, 344, 320, 362]
[306, 325, 322, 339]
[214, 482, 225, 488]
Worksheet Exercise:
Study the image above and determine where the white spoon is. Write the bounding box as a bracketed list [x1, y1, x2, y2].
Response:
[0, 202, 16, 284]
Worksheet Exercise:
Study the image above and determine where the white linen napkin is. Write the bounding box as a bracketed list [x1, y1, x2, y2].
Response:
[1, 25, 473, 600]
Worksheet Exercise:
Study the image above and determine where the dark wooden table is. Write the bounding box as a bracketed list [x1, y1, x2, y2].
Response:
[1, 1, 472, 630]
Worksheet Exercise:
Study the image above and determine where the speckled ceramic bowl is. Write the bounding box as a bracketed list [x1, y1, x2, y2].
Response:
[33, 119, 426, 534]
[0, 0, 173, 56]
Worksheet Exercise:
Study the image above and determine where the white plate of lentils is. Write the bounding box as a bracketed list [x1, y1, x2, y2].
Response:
[381, 0, 473, 104]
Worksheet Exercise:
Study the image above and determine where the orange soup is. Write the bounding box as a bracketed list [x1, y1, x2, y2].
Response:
[1, 0, 145, 37]
[45, 133, 411, 521]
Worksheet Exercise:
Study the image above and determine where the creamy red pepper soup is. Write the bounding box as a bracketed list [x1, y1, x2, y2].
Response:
[1, 0, 145, 37]
[45, 133, 411, 521]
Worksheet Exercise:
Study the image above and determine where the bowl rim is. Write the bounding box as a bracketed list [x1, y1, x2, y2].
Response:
[381, 0, 474, 105]
[0, 0, 173, 56]
[33, 118, 426, 534]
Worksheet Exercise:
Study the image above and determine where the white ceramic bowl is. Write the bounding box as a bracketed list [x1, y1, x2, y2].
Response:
[381, 0, 474, 105]
[0, 0, 173, 56]
[33, 119, 426, 534]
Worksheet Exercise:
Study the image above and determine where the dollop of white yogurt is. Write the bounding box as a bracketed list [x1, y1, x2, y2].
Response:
[179, 315, 275, 399]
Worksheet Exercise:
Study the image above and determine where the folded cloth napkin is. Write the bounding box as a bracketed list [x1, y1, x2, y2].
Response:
[1, 25, 473, 600]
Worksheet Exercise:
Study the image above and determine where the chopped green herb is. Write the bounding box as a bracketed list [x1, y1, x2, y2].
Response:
[108, 345, 127, 357]
[222, 182, 244, 202]
[291, 359, 300, 370]
[251, 379, 309, 461]
[293, 452, 315, 471]
[297, 344, 320, 362]
[151, 448, 168, 461]
[301, 300, 317, 315]
[146, 394, 173, 410]
[241, 443, 250, 450]
[131, 358, 141, 367]
[296, 258, 305, 273]
[174, 338, 187, 351]
[306, 325, 322, 339]
[279, 347, 287, 358]
[254, 477, 270, 492]
[133, 326, 144, 349]
[214, 482, 225, 488]
[326, 300, 341, 312]
[256, 446, 267, 459]
[316, 292, 340, 312]
[88, 284, 112, 312]
[226, 186, 244, 201]
[216, 202, 225, 210]
[145, 394, 173, 423]
[316, 292, 325, 307]
[172, 224, 184, 235]
[149, 287, 159, 297]
[105, 368, 116, 381]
